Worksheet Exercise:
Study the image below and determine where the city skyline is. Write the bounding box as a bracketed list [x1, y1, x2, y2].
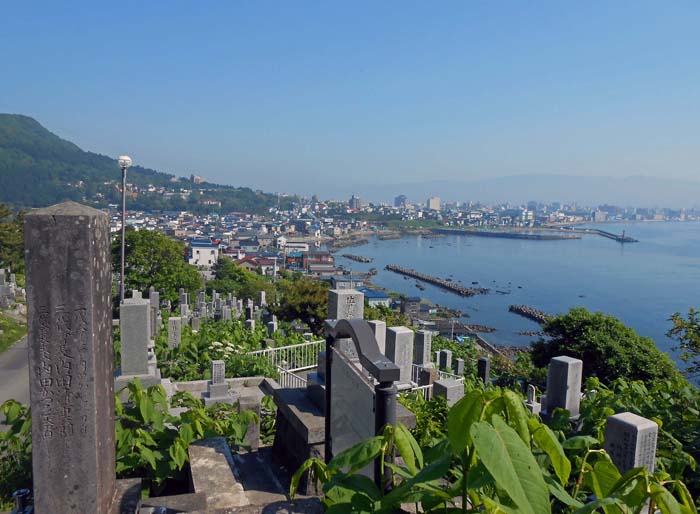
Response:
[2, 2, 699, 199]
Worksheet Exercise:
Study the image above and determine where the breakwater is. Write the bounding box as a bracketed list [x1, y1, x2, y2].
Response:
[433, 228, 580, 240]
[386, 264, 489, 297]
[508, 305, 551, 325]
[342, 254, 372, 263]
[329, 237, 369, 251]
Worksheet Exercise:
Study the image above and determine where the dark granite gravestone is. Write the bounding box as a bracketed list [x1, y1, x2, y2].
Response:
[24, 202, 116, 514]
[477, 357, 491, 384]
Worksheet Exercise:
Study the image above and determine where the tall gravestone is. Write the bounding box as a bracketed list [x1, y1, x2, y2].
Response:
[120, 300, 151, 375]
[386, 327, 414, 382]
[368, 320, 386, 354]
[328, 289, 364, 358]
[438, 349, 452, 371]
[477, 357, 491, 384]
[25, 202, 116, 514]
[546, 356, 583, 418]
[413, 330, 432, 366]
[149, 291, 160, 338]
[604, 412, 658, 473]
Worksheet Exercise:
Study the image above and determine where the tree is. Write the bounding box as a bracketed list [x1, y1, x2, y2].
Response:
[530, 307, 680, 384]
[0, 204, 24, 273]
[272, 274, 329, 334]
[206, 258, 274, 301]
[667, 308, 700, 378]
[112, 230, 201, 303]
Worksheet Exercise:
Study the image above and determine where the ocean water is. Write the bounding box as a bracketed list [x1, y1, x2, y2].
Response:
[335, 222, 700, 359]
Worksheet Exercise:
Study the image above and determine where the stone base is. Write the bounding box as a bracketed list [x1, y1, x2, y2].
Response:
[204, 394, 236, 407]
[110, 478, 142, 514]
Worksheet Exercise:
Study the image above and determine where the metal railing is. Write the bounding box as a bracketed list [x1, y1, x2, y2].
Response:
[247, 340, 324, 372]
[411, 363, 465, 384]
[407, 384, 433, 401]
[276, 366, 308, 388]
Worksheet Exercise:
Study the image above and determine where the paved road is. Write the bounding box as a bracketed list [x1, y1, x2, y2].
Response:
[0, 335, 29, 413]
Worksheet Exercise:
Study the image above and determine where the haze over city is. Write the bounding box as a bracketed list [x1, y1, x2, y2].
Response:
[2, 1, 699, 203]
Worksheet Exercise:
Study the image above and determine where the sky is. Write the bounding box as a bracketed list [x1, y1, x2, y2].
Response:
[1, 1, 699, 199]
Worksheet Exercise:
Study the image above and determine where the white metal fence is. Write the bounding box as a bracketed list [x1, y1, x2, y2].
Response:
[276, 366, 308, 388]
[247, 340, 324, 372]
[411, 364, 465, 384]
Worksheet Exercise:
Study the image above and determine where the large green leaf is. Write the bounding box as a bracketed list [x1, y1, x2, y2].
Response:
[394, 423, 419, 475]
[650, 483, 682, 514]
[529, 418, 571, 486]
[448, 389, 483, 454]
[328, 436, 383, 475]
[471, 416, 551, 514]
[503, 390, 530, 446]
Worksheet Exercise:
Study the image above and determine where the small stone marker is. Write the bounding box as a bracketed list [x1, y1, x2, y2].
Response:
[260, 290, 267, 306]
[604, 412, 658, 474]
[386, 327, 414, 382]
[438, 349, 452, 371]
[267, 320, 278, 336]
[179, 291, 189, 306]
[206, 360, 232, 406]
[454, 358, 465, 376]
[149, 291, 160, 338]
[9, 273, 16, 285]
[245, 306, 254, 320]
[546, 356, 583, 418]
[25, 202, 116, 514]
[417, 366, 438, 386]
[222, 305, 232, 321]
[246, 319, 255, 330]
[525, 384, 542, 415]
[433, 379, 464, 406]
[191, 315, 201, 332]
[180, 303, 190, 318]
[414, 330, 432, 366]
[477, 357, 491, 384]
[368, 320, 387, 354]
[168, 317, 182, 348]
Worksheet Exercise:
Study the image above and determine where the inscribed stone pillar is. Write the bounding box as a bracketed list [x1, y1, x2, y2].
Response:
[368, 320, 386, 354]
[386, 327, 414, 382]
[454, 358, 465, 376]
[168, 317, 182, 348]
[413, 330, 432, 366]
[120, 300, 151, 375]
[327, 289, 364, 320]
[604, 412, 658, 474]
[149, 291, 160, 338]
[25, 202, 116, 514]
[546, 356, 583, 418]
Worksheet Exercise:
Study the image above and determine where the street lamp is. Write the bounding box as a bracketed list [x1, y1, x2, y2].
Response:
[118, 155, 132, 303]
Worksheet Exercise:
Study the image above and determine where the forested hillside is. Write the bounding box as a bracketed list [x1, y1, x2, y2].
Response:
[0, 114, 293, 213]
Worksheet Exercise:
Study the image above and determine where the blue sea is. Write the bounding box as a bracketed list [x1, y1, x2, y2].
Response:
[335, 222, 700, 360]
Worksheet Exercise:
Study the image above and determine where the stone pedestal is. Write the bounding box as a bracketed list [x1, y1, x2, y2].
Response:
[433, 379, 464, 406]
[24, 202, 116, 514]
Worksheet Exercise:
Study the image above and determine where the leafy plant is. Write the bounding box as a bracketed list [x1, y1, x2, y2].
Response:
[0, 400, 32, 510]
[291, 387, 697, 513]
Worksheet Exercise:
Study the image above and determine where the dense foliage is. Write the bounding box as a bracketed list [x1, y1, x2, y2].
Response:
[206, 258, 274, 302]
[0, 114, 295, 212]
[364, 304, 411, 327]
[0, 203, 24, 273]
[531, 307, 680, 384]
[668, 308, 700, 378]
[271, 273, 330, 334]
[112, 229, 202, 303]
[293, 385, 698, 514]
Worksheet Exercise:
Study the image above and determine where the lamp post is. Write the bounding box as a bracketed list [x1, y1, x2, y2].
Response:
[118, 155, 132, 303]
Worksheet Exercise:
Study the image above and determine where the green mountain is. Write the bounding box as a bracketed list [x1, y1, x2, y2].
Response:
[0, 114, 293, 213]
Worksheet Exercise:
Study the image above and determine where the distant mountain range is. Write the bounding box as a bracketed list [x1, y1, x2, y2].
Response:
[0, 114, 292, 213]
[352, 175, 700, 208]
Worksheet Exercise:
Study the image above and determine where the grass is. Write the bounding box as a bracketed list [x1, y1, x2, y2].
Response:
[0, 313, 27, 354]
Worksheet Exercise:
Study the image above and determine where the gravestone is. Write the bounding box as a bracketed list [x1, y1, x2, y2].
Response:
[149, 291, 160, 338]
[267, 320, 278, 336]
[328, 289, 365, 358]
[0, 269, 5, 284]
[413, 330, 432, 366]
[525, 384, 542, 415]
[245, 306, 254, 320]
[199, 301, 208, 317]
[477, 357, 491, 384]
[438, 349, 452, 371]
[205, 360, 234, 407]
[433, 379, 464, 406]
[454, 358, 464, 376]
[546, 356, 583, 418]
[179, 291, 189, 306]
[131, 290, 142, 300]
[386, 327, 414, 382]
[120, 300, 151, 375]
[246, 319, 255, 330]
[24, 202, 116, 514]
[368, 320, 386, 354]
[604, 412, 658, 473]
[260, 290, 267, 306]
[168, 317, 182, 348]
[9, 273, 16, 285]
[221, 305, 232, 321]
[191, 315, 201, 332]
[180, 303, 190, 318]
[417, 366, 438, 386]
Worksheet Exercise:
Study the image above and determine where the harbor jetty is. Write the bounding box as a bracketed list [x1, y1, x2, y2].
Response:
[342, 253, 372, 263]
[329, 237, 369, 251]
[508, 304, 552, 325]
[432, 228, 581, 241]
[386, 264, 490, 297]
[378, 233, 401, 240]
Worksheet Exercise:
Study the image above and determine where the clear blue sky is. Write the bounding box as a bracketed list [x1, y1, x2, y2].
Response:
[2, 1, 699, 197]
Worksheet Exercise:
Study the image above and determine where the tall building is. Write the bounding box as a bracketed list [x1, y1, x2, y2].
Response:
[349, 194, 361, 209]
[394, 194, 408, 208]
[427, 196, 441, 211]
